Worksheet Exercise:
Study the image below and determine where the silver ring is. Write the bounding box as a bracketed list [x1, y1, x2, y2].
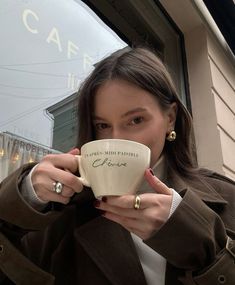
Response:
[134, 195, 141, 210]
[53, 181, 63, 194]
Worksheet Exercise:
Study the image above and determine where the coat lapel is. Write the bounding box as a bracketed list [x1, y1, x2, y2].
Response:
[74, 216, 147, 285]
[167, 169, 227, 205]
[164, 168, 228, 285]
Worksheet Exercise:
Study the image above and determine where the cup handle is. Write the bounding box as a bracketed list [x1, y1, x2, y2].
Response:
[76, 155, 91, 187]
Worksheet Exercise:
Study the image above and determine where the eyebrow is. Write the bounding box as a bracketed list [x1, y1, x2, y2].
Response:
[93, 107, 147, 120]
[121, 107, 147, 118]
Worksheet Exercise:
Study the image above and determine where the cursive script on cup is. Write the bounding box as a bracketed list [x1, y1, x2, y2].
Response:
[92, 158, 127, 168]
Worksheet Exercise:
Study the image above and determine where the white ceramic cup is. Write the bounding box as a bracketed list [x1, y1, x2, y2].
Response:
[76, 139, 151, 198]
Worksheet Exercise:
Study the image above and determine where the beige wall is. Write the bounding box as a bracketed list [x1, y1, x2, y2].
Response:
[208, 36, 235, 179]
[160, 0, 235, 179]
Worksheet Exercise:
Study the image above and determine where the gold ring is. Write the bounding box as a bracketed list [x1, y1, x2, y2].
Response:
[134, 195, 141, 210]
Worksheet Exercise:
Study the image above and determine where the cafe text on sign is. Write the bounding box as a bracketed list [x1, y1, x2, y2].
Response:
[22, 9, 79, 59]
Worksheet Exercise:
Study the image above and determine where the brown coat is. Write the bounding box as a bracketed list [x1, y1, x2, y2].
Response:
[0, 164, 234, 285]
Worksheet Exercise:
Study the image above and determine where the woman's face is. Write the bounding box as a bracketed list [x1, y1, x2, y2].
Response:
[93, 79, 177, 166]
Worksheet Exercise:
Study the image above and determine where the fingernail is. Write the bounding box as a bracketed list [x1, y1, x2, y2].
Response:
[102, 196, 107, 202]
[149, 168, 155, 176]
[68, 148, 80, 155]
[93, 200, 101, 207]
[70, 147, 79, 151]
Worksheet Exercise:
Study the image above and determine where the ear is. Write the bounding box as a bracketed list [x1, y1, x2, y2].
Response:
[166, 102, 178, 133]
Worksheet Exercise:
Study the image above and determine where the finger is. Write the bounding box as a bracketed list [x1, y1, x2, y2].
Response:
[33, 164, 83, 193]
[57, 186, 75, 198]
[100, 194, 152, 210]
[101, 195, 137, 209]
[144, 168, 172, 195]
[42, 190, 71, 205]
[41, 153, 78, 173]
[49, 170, 83, 194]
[33, 177, 72, 204]
[95, 199, 140, 218]
[67, 148, 80, 155]
[102, 211, 139, 230]
[98, 193, 171, 214]
[102, 211, 150, 240]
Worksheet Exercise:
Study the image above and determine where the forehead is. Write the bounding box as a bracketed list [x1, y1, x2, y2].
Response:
[93, 79, 160, 115]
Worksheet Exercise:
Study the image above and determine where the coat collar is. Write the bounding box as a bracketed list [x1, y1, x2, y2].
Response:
[74, 216, 147, 285]
[166, 168, 227, 205]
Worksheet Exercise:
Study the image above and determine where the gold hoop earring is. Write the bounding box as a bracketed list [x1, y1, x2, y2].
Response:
[166, 130, 176, 141]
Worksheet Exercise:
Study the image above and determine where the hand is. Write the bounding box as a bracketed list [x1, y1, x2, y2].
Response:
[31, 148, 83, 205]
[94, 168, 173, 240]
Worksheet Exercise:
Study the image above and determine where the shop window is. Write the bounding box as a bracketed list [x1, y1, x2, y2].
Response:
[0, 0, 187, 181]
[0, 0, 126, 180]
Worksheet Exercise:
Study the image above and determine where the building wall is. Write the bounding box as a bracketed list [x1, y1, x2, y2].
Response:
[52, 108, 77, 152]
[185, 25, 224, 173]
[47, 94, 78, 153]
[208, 35, 235, 179]
[160, 0, 235, 179]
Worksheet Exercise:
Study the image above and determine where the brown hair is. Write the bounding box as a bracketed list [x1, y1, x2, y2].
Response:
[77, 47, 198, 178]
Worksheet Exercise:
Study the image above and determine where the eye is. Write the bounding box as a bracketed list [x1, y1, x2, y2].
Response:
[94, 123, 110, 131]
[129, 116, 144, 125]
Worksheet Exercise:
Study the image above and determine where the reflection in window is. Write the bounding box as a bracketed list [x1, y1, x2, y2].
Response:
[0, 0, 126, 180]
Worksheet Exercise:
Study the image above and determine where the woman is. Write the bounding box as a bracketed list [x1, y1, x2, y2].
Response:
[0, 47, 234, 285]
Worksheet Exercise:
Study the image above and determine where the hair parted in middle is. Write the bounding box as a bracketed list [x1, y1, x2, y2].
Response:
[76, 46, 198, 178]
